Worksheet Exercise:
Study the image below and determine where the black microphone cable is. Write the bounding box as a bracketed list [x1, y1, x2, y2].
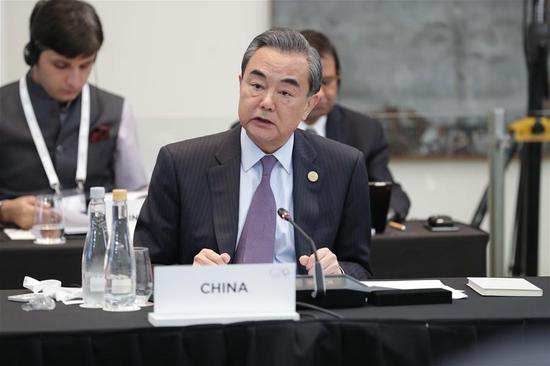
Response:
[296, 301, 344, 320]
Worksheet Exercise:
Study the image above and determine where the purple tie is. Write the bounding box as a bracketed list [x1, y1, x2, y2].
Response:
[234, 155, 277, 263]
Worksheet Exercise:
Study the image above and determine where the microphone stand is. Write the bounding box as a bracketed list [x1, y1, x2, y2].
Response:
[277, 208, 326, 298]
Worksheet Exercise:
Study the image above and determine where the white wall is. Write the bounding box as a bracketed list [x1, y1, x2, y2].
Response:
[1, 1, 548, 275]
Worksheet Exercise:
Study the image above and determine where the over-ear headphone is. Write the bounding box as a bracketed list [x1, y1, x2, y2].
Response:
[23, 0, 48, 66]
[23, 40, 40, 66]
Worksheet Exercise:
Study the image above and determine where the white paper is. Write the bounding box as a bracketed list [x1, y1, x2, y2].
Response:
[3, 228, 36, 240]
[62, 194, 86, 213]
[64, 210, 89, 235]
[362, 279, 468, 299]
[63, 189, 147, 236]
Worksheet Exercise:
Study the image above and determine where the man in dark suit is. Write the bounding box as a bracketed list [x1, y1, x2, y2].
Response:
[300, 30, 410, 221]
[135, 28, 372, 279]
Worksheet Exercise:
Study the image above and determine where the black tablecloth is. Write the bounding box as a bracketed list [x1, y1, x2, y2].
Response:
[371, 221, 488, 278]
[1, 278, 548, 366]
[0, 233, 85, 289]
[0, 221, 488, 289]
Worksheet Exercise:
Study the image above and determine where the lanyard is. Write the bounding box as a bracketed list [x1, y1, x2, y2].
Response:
[19, 77, 90, 194]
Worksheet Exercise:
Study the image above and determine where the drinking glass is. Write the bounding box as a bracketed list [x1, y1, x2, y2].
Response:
[134, 247, 153, 306]
[32, 194, 66, 245]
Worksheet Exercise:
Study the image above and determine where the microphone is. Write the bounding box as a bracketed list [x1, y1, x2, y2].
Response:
[277, 209, 453, 308]
[277, 208, 326, 298]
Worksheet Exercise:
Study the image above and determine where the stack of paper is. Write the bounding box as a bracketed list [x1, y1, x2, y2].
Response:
[65, 189, 147, 237]
[467, 277, 543, 297]
[362, 279, 467, 300]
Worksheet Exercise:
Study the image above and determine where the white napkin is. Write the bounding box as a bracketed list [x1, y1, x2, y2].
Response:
[23, 276, 82, 302]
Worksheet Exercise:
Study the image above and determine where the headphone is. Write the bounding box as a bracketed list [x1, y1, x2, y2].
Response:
[23, 0, 48, 66]
[23, 40, 41, 66]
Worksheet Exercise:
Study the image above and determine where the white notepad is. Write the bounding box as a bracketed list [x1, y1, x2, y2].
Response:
[467, 277, 543, 297]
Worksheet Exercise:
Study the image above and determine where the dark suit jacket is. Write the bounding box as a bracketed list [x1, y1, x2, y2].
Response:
[326, 104, 410, 220]
[135, 127, 372, 279]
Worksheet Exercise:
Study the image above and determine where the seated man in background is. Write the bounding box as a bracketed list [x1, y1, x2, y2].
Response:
[300, 30, 410, 221]
[0, 0, 147, 229]
[135, 28, 372, 279]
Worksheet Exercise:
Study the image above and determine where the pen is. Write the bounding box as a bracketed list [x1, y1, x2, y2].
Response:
[388, 221, 406, 231]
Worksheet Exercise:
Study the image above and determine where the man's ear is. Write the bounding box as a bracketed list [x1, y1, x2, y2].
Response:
[302, 94, 320, 120]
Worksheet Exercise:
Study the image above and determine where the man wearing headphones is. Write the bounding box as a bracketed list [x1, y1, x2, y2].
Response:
[0, 0, 147, 229]
[299, 30, 410, 221]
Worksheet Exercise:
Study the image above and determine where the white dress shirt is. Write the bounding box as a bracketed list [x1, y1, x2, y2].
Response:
[238, 129, 296, 263]
[113, 100, 148, 190]
[298, 115, 327, 137]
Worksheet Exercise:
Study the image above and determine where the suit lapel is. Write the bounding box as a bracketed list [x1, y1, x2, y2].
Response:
[325, 105, 345, 142]
[292, 131, 322, 264]
[208, 127, 241, 258]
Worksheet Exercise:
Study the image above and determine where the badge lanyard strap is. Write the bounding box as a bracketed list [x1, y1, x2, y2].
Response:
[19, 77, 90, 194]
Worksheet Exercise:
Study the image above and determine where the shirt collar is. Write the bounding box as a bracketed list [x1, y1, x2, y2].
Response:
[240, 128, 293, 174]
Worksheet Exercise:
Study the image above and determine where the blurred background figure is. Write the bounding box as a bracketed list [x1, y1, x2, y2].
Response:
[299, 29, 410, 221]
[0, 0, 147, 229]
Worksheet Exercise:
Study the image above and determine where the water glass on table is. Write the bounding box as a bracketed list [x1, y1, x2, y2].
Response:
[134, 247, 153, 306]
[32, 194, 66, 245]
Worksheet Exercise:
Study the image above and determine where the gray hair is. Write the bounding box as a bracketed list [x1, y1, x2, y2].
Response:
[241, 28, 322, 97]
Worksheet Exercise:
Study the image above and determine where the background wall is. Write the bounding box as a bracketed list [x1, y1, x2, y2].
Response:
[1, 0, 548, 275]
[273, 0, 527, 118]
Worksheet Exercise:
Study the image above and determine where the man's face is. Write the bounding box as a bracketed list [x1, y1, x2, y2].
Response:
[305, 54, 339, 123]
[239, 47, 319, 153]
[32, 49, 96, 103]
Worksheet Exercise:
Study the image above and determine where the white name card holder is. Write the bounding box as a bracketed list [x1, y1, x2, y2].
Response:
[148, 263, 299, 327]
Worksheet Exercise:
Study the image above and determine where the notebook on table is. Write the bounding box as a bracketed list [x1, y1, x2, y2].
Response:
[467, 277, 543, 297]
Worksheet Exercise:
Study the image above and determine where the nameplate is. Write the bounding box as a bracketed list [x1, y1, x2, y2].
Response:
[148, 263, 299, 327]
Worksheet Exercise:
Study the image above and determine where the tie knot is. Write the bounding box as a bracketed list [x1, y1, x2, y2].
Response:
[261, 155, 277, 177]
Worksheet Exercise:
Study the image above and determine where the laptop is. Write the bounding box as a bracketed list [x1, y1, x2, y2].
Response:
[368, 182, 392, 234]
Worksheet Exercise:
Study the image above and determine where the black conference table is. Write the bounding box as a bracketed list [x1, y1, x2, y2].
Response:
[1, 277, 549, 366]
[0, 221, 488, 289]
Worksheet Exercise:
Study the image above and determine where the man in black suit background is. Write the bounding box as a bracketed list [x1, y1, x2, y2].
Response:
[300, 30, 410, 221]
[135, 28, 372, 279]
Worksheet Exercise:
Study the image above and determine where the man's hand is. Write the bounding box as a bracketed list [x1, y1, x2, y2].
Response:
[299, 247, 341, 275]
[193, 249, 231, 265]
[0, 196, 37, 229]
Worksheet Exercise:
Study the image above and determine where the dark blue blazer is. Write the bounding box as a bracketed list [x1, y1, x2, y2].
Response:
[326, 105, 410, 220]
[135, 127, 372, 279]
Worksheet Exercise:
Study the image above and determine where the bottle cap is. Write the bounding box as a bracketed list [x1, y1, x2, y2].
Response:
[112, 189, 127, 202]
[89, 186, 105, 199]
